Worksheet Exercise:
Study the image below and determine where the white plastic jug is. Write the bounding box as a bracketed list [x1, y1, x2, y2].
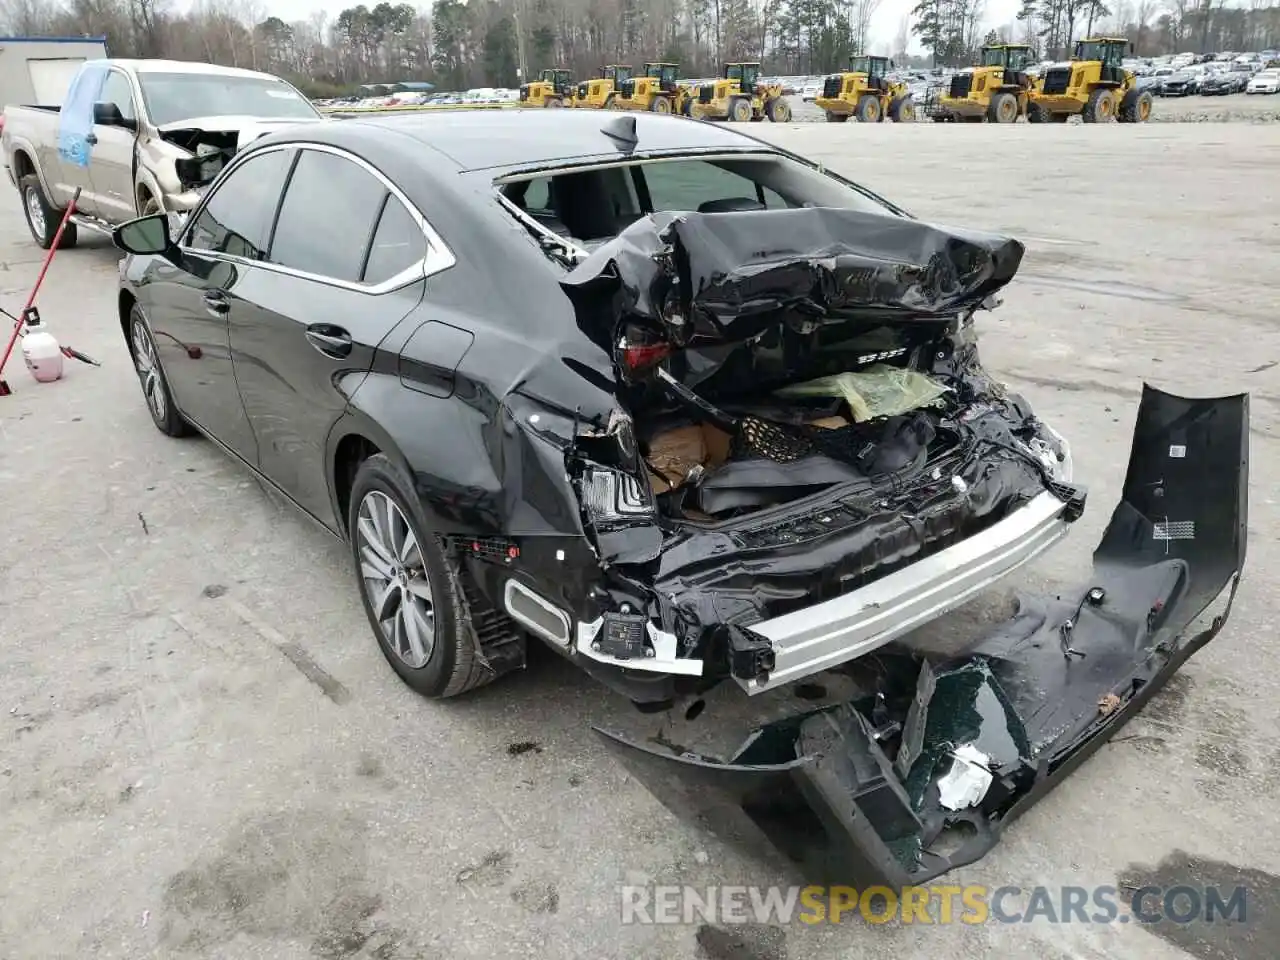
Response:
[21, 312, 63, 383]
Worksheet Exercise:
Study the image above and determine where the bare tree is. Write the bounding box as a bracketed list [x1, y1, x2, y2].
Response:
[848, 0, 882, 53]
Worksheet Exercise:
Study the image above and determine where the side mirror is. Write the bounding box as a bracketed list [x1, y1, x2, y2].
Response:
[93, 101, 135, 129]
[113, 213, 172, 256]
[890, 60, 896, 70]
[1130, 42, 1135, 53]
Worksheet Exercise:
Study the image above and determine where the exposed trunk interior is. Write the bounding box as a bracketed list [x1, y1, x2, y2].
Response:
[629, 317, 959, 524]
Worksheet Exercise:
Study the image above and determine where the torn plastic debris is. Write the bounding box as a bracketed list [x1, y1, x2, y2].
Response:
[935, 744, 994, 811]
[594, 385, 1248, 886]
[774, 365, 949, 423]
[559, 206, 1025, 355]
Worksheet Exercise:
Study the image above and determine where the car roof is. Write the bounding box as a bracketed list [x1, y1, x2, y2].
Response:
[332, 109, 774, 173]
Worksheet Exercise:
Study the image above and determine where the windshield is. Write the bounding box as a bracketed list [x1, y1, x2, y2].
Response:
[849, 56, 871, 74]
[1074, 41, 1121, 64]
[980, 48, 1006, 67]
[138, 72, 319, 126]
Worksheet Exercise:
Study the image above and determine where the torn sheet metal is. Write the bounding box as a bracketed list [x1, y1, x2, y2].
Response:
[595, 385, 1248, 886]
[559, 207, 1025, 352]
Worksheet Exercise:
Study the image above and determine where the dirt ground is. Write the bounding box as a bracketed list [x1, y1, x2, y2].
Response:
[1, 120, 1278, 960]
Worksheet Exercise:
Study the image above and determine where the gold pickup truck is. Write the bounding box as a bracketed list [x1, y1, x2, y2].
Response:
[2, 58, 325, 248]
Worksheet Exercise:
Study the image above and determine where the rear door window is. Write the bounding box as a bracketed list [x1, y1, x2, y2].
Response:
[268, 149, 387, 283]
[362, 197, 426, 285]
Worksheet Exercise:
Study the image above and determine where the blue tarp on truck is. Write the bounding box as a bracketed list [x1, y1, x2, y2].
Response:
[55, 59, 109, 167]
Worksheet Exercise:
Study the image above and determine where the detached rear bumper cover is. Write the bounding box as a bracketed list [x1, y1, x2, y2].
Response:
[596, 385, 1248, 885]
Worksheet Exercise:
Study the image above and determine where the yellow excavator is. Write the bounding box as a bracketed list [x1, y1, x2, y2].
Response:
[1027, 37, 1153, 122]
[690, 62, 793, 122]
[574, 64, 633, 109]
[608, 62, 690, 114]
[813, 55, 915, 122]
[518, 68, 575, 108]
[937, 44, 1038, 122]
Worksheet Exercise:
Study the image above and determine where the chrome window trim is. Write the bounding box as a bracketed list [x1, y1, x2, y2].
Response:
[491, 149, 775, 184]
[180, 141, 456, 294]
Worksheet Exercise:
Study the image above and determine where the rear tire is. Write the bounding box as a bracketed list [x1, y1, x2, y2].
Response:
[349, 454, 496, 699]
[988, 91, 1018, 123]
[20, 174, 77, 250]
[1026, 102, 1046, 123]
[1082, 87, 1117, 122]
[650, 96, 672, 114]
[824, 109, 848, 122]
[855, 94, 882, 122]
[544, 97, 564, 108]
[730, 97, 752, 121]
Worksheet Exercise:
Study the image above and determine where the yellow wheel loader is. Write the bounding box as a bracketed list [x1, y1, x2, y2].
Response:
[573, 64, 633, 109]
[813, 55, 915, 123]
[609, 62, 690, 115]
[1027, 38, 1153, 123]
[518, 68, 576, 108]
[937, 44, 1038, 122]
[690, 62, 793, 122]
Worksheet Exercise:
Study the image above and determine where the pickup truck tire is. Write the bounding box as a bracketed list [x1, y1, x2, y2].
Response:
[20, 175, 77, 250]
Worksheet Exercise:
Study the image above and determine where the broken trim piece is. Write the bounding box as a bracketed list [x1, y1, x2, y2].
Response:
[576, 619, 704, 676]
[742, 489, 1074, 693]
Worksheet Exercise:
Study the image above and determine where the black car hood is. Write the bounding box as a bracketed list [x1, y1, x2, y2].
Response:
[596, 385, 1248, 886]
[559, 207, 1025, 352]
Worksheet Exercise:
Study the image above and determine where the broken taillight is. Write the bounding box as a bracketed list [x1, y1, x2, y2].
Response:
[621, 341, 672, 373]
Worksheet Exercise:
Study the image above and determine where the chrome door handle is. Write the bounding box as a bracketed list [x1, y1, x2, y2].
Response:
[203, 291, 229, 316]
[305, 324, 352, 359]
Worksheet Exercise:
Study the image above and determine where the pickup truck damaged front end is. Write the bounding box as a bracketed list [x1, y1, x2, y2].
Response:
[595, 384, 1247, 884]
[520, 207, 1086, 702]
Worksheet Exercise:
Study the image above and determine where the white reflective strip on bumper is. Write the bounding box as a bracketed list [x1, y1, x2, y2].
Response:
[575, 618, 704, 676]
[738, 491, 1073, 694]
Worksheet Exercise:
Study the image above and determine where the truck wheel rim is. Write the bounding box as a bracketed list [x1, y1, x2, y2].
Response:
[25, 188, 47, 238]
[131, 319, 166, 422]
[357, 490, 435, 669]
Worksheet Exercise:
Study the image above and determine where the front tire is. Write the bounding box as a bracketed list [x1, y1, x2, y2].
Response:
[20, 174, 77, 250]
[649, 96, 672, 114]
[855, 94, 882, 122]
[129, 304, 192, 437]
[730, 97, 752, 122]
[765, 96, 791, 122]
[824, 109, 848, 122]
[889, 96, 916, 122]
[349, 454, 496, 699]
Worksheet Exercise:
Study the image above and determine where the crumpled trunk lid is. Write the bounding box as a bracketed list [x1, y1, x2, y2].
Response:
[559, 206, 1025, 360]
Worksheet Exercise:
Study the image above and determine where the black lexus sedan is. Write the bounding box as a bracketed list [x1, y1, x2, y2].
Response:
[114, 108, 1246, 886]
[114, 108, 1239, 687]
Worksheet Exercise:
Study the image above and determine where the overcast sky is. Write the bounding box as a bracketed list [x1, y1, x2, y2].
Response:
[239, 0, 1025, 57]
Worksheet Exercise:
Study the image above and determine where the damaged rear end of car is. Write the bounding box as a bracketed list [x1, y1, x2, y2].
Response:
[549, 205, 1085, 700]
[596, 382, 1247, 885]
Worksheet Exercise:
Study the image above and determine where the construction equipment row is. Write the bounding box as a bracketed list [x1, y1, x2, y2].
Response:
[516, 39, 1152, 125]
[932, 39, 1152, 123]
[518, 61, 791, 121]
